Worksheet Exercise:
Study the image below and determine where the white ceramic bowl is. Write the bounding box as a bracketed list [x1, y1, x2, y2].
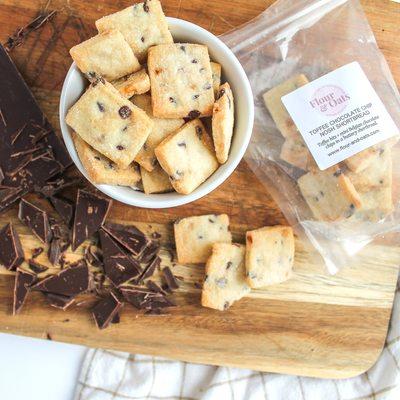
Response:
[59, 17, 254, 208]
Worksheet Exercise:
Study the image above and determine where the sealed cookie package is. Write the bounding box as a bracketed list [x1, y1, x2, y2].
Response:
[221, 0, 400, 273]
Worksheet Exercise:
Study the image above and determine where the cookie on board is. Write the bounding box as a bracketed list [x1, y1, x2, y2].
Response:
[70, 30, 140, 82]
[140, 164, 173, 194]
[148, 43, 214, 118]
[155, 119, 219, 194]
[245, 226, 294, 288]
[66, 80, 153, 169]
[212, 83, 235, 164]
[73, 132, 141, 187]
[263, 74, 309, 139]
[297, 167, 362, 221]
[201, 243, 250, 311]
[95, 0, 173, 62]
[132, 94, 184, 171]
[111, 69, 150, 98]
[174, 214, 232, 264]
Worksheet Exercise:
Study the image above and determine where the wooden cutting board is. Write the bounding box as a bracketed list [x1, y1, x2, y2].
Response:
[0, 0, 399, 379]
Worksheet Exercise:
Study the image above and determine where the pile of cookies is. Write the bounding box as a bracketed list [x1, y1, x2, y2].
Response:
[264, 75, 395, 222]
[66, 0, 235, 195]
[173, 214, 295, 311]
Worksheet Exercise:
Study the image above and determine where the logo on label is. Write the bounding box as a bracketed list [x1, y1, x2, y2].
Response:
[310, 85, 350, 116]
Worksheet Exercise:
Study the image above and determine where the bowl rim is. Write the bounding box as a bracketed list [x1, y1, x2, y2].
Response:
[59, 17, 254, 209]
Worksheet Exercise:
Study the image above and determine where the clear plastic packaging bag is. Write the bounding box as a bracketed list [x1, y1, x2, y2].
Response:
[221, 0, 400, 273]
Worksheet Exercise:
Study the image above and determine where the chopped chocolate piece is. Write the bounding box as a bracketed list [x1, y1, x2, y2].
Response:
[0, 223, 24, 270]
[28, 259, 48, 274]
[120, 287, 150, 309]
[138, 241, 160, 263]
[102, 223, 149, 257]
[48, 238, 62, 266]
[84, 245, 103, 268]
[92, 292, 123, 330]
[43, 292, 75, 310]
[162, 267, 180, 291]
[49, 196, 74, 226]
[0, 167, 4, 184]
[99, 229, 141, 287]
[0, 44, 71, 212]
[138, 256, 160, 283]
[32, 262, 89, 296]
[146, 280, 168, 296]
[31, 246, 43, 258]
[13, 268, 36, 315]
[140, 293, 175, 309]
[72, 190, 112, 250]
[18, 199, 52, 243]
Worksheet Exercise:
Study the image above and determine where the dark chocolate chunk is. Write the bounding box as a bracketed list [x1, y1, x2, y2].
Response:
[72, 190, 112, 250]
[143, 0, 150, 12]
[187, 110, 201, 120]
[120, 287, 152, 309]
[99, 229, 141, 287]
[0, 223, 24, 270]
[97, 102, 105, 112]
[138, 240, 160, 263]
[191, 59, 198, 64]
[102, 222, 149, 257]
[162, 267, 180, 291]
[48, 238, 62, 265]
[92, 292, 123, 330]
[32, 262, 89, 296]
[116, 145, 125, 150]
[203, 83, 212, 90]
[43, 292, 74, 310]
[118, 106, 131, 119]
[146, 280, 168, 295]
[49, 196, 74, 226]
[13, 268, 36, 315]
[18, 199, 52, 243]
[28, 259, 48, 274]
[31, 247, 43, 258]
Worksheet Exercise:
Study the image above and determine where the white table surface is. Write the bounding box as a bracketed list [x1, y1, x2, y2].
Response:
[0, 332, 87, 400]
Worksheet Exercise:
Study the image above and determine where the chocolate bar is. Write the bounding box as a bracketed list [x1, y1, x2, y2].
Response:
[0, 222, 24, 270]
[18, 199, 52, 243]
[72, 190, 112, 250]
[92, 292, 123, 330]
[13, 268, 36, 314]
[99, 229, 141, 287]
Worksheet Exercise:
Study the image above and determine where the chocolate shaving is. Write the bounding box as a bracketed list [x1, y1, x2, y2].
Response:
[4, 10, 57, 52]
[48, 238, 62, 265]
[28, 259, 48, 274]
[162, 267, 180, 291]
[0, 167, 4, 184]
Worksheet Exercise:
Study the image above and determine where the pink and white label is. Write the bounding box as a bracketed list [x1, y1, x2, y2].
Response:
[281, 62, 399, 170]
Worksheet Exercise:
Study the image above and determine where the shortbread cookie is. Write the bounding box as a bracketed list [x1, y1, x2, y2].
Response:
[211, 62, 221, 96]
[155, 119, 219, 194]
[73, 132, 141, 186]
[212, 83, 234, 164]
[95, 0, 173, 62]
[70, 30, 140, 82]
[66, 80, 153, 169]
[349, 186, 393, 222]
[202, 243, 250, 311]
[280, 137, 309, 170]
[245, 226, 294, 288]
[141, 164, 173, 194]
[263, 74, 309, 139]
[148, 44, 214, 118]
[132, 94, 184, 171]
[111, 69, 150, 98]
[174, 214, 232, 264]
[346, 147, 392, 191]
[297, 167, 362, 221]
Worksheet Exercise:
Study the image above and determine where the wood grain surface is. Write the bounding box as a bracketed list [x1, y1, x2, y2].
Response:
[0, 0, 399, 379]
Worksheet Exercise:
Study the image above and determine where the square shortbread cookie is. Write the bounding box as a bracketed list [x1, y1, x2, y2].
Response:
[66, 80, 153, 169]
[131, 94, 184, 171]
[148, 43, 214, 118]
[73, 132, 141, 186]
[70, 29, 140, 82]
[111, 69, 150, 98]
[212, 82, 234, 164]
[263, 74, 309, 139]
[141, 164, 173, 194]
[297, 167, 362, 221]
[246, 226, 294, 288]
[155, 119, 219, 194]
[174, 214, 232, 264]
[201, 243, 250, 311]
[95, 0, 173, 62]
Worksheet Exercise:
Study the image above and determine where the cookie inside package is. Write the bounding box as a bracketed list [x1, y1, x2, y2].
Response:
[222, 0, 400, 273]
